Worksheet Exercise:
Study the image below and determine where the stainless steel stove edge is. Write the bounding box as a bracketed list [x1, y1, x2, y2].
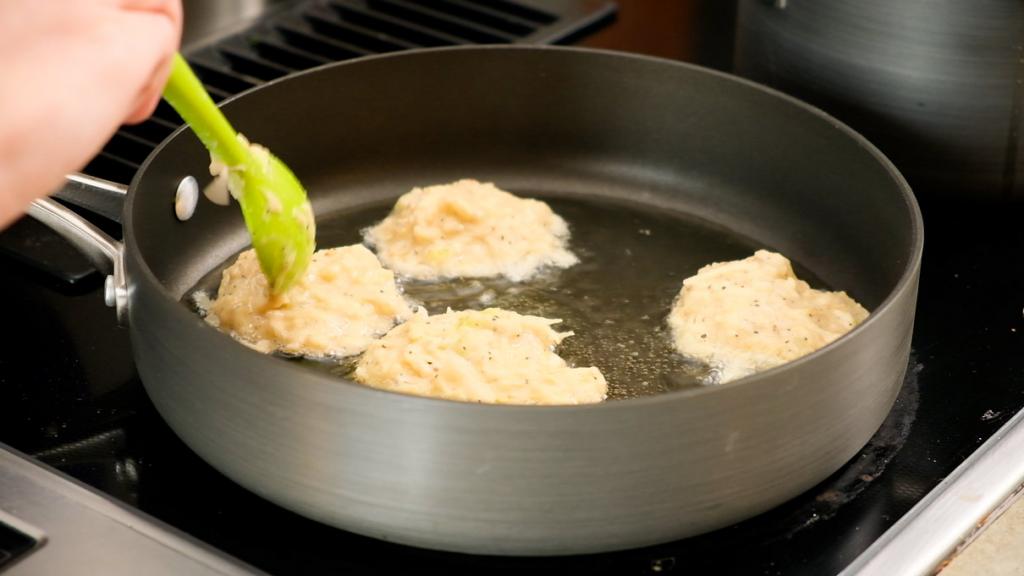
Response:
[0, 444, 264, 575]
[840, 407, 1024, 576]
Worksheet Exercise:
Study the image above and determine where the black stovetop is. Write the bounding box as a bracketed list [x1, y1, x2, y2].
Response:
[2, 192, 1024, 575]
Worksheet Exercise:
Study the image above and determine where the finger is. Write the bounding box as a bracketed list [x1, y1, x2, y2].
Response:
[125, 83, 163, 124]
[115, 0, 182, 21]
[118, 7, 181, 123]
[114, 0, 182, 50]
[125, 44, 175, 123]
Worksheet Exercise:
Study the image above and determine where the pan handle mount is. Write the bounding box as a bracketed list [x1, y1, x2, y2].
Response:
[27, 184, 128, 325]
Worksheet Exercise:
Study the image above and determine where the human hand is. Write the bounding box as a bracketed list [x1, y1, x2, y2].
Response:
[0, 0, 182, 227]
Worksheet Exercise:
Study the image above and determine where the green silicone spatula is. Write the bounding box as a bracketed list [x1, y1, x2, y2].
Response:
[162, 53, 315, 295]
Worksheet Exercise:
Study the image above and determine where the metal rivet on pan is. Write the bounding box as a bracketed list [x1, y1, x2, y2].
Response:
[104, 276, 116, 307]
[175, 176, 199, 221]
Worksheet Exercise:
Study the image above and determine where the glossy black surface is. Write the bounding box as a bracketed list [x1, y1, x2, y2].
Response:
[0, 519, 38, 570]
[1, 195, 1021, 574]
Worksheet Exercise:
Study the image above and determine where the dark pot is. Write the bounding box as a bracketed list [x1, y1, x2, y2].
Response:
[735, 0, 1024, 199]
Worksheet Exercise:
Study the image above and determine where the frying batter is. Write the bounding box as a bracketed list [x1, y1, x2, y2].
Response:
[363, 179, 577, 281]
[354, 308, 608, 405]
[202, 245, 413, 357]
[668, 250, 869, 383]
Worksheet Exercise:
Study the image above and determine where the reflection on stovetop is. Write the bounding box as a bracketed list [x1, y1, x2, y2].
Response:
[3, 196, 1024, 575]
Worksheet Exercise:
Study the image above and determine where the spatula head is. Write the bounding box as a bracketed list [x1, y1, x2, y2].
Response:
[230, 144, 316, 295]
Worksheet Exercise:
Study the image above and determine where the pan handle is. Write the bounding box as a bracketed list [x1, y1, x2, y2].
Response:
[53, 173, 128, 223]
[27, 195, 128, 326]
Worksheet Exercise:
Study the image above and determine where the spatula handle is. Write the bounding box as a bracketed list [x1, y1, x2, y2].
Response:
[162, 53, 249, 166]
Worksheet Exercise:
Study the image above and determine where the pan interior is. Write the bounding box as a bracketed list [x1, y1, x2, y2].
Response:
[187, 191, 838, 400]
[128, 47, 919, 401]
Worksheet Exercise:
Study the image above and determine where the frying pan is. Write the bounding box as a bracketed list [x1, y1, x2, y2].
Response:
[28, 46, 922, 555]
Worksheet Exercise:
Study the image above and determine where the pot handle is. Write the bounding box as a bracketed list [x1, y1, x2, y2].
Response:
[27, 176, 129, 325]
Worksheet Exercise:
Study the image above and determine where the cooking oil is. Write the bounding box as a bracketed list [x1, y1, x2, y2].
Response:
[191, 195, 771, 399]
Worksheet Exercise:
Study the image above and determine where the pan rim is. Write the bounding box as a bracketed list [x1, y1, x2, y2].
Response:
[125, 44, 924, 412]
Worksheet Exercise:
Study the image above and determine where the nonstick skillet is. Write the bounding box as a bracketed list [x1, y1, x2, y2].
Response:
[29, 46, 922, 555]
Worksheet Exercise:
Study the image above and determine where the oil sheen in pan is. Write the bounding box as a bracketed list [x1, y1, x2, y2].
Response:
[188, 195, 827, 400]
